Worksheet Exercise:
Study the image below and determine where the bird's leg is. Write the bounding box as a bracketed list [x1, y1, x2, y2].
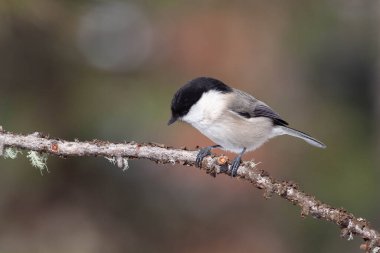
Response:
[230, 147, 247, 177]
[195, 145, 221, 168]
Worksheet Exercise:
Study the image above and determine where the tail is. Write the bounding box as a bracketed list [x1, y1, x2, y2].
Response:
[276, 126, 326, 149]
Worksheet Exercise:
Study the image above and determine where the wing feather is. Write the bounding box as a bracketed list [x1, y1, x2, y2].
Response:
[229, 89, 288, 126]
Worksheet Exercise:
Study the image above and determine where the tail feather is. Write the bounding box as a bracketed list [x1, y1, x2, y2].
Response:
[278, 126, 326, 149]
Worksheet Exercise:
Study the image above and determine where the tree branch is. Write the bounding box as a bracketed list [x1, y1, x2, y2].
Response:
[0, 128, 379, 252]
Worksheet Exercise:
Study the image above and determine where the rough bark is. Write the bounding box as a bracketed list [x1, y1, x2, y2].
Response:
[0, 128, 379, 252]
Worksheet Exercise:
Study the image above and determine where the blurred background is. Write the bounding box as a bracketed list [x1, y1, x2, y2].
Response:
[0, 0, 379, 252]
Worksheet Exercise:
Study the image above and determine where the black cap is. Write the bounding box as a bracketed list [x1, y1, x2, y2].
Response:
[168, 77, 232, 125]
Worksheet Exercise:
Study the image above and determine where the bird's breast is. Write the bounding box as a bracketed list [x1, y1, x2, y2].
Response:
[191, 112, 274, 153]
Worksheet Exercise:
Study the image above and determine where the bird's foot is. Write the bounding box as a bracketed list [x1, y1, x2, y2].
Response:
[230, 156, 242, 177]
[195, 147, 212, 168]
[230, 147, 247, 177]
[195, 145, 220, 168]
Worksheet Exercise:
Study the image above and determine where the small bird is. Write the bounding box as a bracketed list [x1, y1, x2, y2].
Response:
[168, 77, 326, 176]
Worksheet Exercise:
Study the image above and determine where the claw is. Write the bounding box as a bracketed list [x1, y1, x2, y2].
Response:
[230, 147, 247, 177]
[230, 157, 242, 177]
[195, 145, 221, 168]
[195, 147, 211, 168]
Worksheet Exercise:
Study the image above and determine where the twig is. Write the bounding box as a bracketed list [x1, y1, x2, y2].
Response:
[0, 128, 379, 252]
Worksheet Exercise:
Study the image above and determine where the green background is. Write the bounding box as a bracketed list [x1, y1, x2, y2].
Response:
[0, 1, 379, 252]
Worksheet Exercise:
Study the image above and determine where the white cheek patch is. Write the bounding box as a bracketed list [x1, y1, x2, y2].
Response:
[182, 90, 230, 125]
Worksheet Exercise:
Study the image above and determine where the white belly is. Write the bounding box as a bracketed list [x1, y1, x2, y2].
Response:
[190, 112, 275, 153]
[180, 90, 278, 153]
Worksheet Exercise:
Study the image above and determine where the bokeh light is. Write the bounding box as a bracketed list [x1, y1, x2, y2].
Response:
[0, 1, 379, 252]
[77, 2, 153, 72]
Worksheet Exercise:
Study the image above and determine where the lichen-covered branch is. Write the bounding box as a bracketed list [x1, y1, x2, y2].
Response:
[0, 128, 379, 252]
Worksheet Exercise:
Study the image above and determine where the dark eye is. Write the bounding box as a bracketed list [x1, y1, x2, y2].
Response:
[237, 112, 251, 118]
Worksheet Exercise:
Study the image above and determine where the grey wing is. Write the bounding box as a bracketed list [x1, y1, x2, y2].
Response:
[229, 89, 289, 126]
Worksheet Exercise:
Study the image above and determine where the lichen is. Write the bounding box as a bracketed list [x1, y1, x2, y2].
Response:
[105, 156, 129, 172]
[3, 148, 22, 159]
[121, 157, 129, 171]
[27, 151, 48, 175]
[105, 156, 116, 165]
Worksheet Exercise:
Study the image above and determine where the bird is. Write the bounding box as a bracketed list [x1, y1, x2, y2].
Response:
[168, 77, 326, 176]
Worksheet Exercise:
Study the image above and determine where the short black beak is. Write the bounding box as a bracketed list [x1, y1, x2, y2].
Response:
[167, 116, 177, 125]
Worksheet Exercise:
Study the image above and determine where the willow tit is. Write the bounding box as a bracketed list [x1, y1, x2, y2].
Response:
[168, 77, 326, 176]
